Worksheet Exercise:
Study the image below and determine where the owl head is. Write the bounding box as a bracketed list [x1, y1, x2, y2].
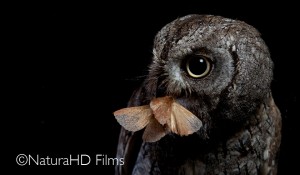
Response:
[143, 15, 273, 139]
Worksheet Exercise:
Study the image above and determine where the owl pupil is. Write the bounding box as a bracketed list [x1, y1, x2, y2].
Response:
[186, 55, 211, 78]
[190, 58, 206, 74]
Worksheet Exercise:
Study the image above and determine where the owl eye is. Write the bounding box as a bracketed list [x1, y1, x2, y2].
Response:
[185, 55, 211, 78]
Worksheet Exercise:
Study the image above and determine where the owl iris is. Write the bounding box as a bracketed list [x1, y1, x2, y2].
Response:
[186, 55, 211, 78]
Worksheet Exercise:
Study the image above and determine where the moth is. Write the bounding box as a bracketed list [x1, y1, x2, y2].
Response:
[113, 96, 202, 142]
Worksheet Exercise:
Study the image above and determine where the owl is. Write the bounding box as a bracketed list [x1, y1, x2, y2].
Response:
[114, 15, 281, 175]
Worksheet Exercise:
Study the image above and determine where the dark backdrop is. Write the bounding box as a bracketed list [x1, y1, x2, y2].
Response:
[8, 2, 298, 174]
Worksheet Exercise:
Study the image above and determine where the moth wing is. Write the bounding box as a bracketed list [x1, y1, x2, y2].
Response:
[142, 117, 166, 142]
[169, 102, 202, 136]
[150, 96, 173, 125]
[113, 105, 152, 132]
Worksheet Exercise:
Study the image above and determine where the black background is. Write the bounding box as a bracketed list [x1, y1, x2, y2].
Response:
[7, 2, 298, 174]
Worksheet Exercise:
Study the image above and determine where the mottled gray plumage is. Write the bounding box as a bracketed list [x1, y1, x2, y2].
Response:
[115, 15, 281, 175]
